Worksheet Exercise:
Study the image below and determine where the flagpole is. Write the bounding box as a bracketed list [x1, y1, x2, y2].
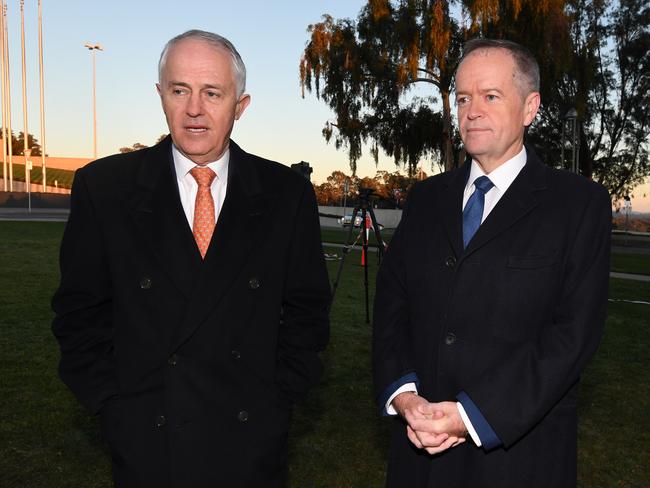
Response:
[38, 0, 45, 191]
[4, 1, 12, 191]
[0, 0, 6, 191]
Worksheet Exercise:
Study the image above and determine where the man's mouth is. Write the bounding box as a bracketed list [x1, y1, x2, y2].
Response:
[186, 126, 208, 133]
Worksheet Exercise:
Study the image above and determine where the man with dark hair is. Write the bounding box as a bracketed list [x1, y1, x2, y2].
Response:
[52, 30, 330, 487]
[373, 38, 610, 487]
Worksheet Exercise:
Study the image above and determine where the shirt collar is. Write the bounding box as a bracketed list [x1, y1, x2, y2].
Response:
[172, 144, 230, 183]
[466, 146, 527, 193]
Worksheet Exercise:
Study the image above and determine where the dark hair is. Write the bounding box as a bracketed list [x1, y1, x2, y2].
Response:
[158, 30, 246, 96]
[458, 38, 540, 95]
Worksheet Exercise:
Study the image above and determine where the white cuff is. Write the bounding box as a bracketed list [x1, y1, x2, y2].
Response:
[456, 401, 482, 447]
[385, 383, 418, 415]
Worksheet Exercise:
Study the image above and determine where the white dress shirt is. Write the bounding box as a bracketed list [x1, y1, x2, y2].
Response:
[172, 144, 229, 229]
[386, 146, 528, 446]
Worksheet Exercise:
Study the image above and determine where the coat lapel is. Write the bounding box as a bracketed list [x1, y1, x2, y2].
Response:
[463, 146, 548, 257]
[439, 161, 471, 258]
[170, 141, 268, 351]
[128, 137, 199, 299]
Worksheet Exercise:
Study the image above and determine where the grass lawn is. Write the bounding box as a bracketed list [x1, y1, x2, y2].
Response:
[610, 252, 650, 275]
[8, 163, 75, 189]
[1, 221, 648, 487]
[321, 227, 394, 247]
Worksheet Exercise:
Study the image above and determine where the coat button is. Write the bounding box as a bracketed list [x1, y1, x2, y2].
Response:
[237, 410, 249, 422]
[168, 354, 178, 366]
[444, 332, 457, 345]
[155, 415, 166, 427]
[248, 277, 260, 290]
[445, 256, 456, 268]
[140, 277, 152, 289]
[231, 350, 241, 360]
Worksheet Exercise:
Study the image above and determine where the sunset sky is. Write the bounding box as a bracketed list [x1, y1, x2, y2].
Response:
[3, 0, 648, 211]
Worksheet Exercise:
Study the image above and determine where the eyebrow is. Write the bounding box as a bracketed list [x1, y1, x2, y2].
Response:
[455, 87, 505, 96]
[167, 81, 225, 91]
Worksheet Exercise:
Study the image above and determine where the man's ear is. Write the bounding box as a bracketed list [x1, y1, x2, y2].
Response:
[523, 91, 541, 127]
[235, 94, 251, 120]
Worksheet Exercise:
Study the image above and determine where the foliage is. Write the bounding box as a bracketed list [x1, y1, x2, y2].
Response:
[0, 128, 42, 156]
[300, 0, 650, 200]
[119, 142, 148, 153]
[118, 134, 168, 153]
[313, 169, 425, 207]
[301, 1, 463, 174]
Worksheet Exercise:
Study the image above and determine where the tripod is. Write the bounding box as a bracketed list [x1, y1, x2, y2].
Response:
[331, 188, 386, 323]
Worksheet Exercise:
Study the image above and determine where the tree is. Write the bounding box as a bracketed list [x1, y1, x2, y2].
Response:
[0, 128, 42, 156]
[301, 0, 649, 201]
[301, 1, 463, 175]
[119, 142, 148, 153]
[118, 134, 168, 154]
[466, 0, 650, 201]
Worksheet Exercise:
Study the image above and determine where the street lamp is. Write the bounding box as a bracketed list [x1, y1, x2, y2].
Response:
[561, 108, 580, 174]
[84, 42, 103, 159]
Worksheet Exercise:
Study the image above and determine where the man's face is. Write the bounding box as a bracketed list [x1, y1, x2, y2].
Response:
[157, 38, 250, 165]
[455, 48, 539, 172]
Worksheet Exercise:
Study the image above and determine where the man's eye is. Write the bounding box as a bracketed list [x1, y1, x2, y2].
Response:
[206, 91, 221, 98]
[456, 97, 469, 106]
[486, 94, 498, 102]
[172, 88, 186, 95]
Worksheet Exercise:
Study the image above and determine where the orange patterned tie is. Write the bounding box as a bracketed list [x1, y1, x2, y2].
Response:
[189, 166, 217, 259]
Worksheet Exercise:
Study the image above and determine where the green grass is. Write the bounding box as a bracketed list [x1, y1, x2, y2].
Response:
[5, 163, 75, 189]
[610, 252, 650, 275]
[0, 221, 648, 487]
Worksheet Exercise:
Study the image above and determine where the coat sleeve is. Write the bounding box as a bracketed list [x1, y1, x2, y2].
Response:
[372, 184, 419, 405]
[464, 184, 611, 447]
[51, 170, 118, 414]
[275, 179, 331, 402]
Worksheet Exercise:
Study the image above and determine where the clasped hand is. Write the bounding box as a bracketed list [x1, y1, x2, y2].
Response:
[393, 392, 467, 455]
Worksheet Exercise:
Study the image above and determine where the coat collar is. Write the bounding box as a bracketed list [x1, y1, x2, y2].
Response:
[439, 144, 548, 259]
[169, 140, 267, 350]
[128, 137, 268, 350]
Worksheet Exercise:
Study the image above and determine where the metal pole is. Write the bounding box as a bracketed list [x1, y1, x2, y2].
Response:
[575, 120, 581, 175]
[20, 0, 30, 195]
[569, 118, 574, 173]
[4, 2, 12, 191]
[0, 0, 6, 191]
[560, 119, 566, 169]
[92, 48, 96, 159]
[38, 0, 45, 191]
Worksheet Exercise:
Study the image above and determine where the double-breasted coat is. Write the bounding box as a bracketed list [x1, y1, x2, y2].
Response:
[373, 147, 611, 487]
[52, 137, 330, 487]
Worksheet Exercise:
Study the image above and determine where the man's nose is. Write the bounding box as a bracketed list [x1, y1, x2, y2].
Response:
[186, 93, 203, 117]
[467, 98, 484, 120]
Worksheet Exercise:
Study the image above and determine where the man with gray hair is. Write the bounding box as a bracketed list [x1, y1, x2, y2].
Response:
[53, 30, 330, 487]
[373, 38, 610, 487]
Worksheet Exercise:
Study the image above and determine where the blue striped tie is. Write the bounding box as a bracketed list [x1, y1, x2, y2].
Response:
[463, 176, 494, 248]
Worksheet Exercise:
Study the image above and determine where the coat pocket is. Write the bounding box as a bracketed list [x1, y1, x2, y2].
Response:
[506, 254, 558, 269]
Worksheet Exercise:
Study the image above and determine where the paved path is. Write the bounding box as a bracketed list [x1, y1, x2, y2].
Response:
[0, 208, 69, 222]
[609, 272, 650, 282]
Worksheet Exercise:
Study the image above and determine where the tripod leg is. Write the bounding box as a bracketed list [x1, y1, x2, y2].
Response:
[361, 207, 370, 324]
[367, 206, 386, 262]
[330, 206, 361, 305]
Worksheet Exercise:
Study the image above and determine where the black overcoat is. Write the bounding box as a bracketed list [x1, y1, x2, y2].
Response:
[52, 137, 330, 487]
[373, 147, 611, 487]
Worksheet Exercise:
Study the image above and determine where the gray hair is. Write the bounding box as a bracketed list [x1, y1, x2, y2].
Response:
[158, 29, 247, 97]
[458, 38, 540, 96]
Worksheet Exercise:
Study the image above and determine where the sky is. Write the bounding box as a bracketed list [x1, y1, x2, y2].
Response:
[3, 0, 649, 211]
